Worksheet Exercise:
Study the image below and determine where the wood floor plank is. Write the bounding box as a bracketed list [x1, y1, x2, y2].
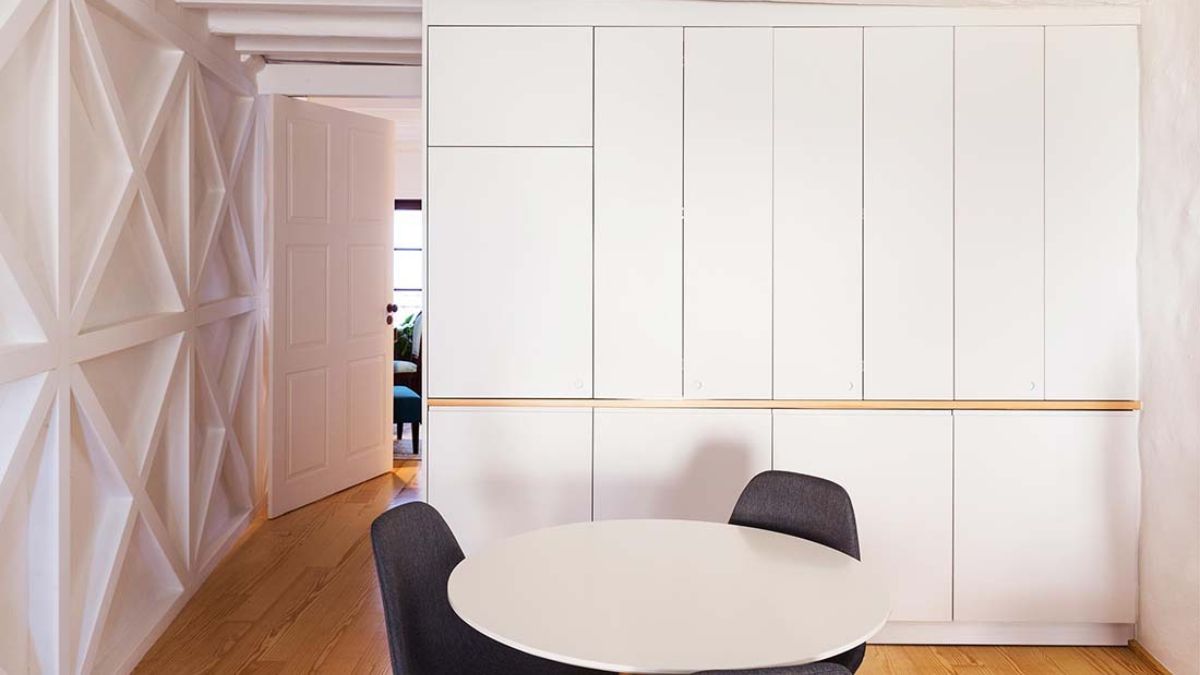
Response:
[137, 466, 1160, 675]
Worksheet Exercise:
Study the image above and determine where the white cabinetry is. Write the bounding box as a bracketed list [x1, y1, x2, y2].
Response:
[954, 412, 1139, 623]
[594, 28, 684, 398]
[427, 148, 592, 397]
[427, 27, 593, 146]
[683, 28, 773, 399]
[773, 28, 863, 400]
[774, 411, 953, 622]
[863, 28, 954, 400]
[1045, 27, 1139, 400]
[427, 408, 593, 553]
[593, 409, 771, 521]
[954, 27, 1045, 400]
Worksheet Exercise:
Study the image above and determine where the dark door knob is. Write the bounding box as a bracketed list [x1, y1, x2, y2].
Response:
[387, 303, 398, 313]
[387, 315, 394, 325]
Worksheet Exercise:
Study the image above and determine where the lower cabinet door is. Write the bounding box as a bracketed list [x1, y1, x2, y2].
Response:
[954, 412, 1139, 623]
[593, 409, 772, 522]
[773, 410, 953, 622]
[427, 408, 593, 553]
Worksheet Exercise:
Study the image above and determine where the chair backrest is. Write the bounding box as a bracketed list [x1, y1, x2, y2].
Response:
[729, 471, 861, 560]
[371, 502, 601, 675]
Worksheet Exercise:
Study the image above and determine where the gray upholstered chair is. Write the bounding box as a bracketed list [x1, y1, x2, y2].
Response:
[370, 502, 606, 675]
[729, 471, 867, 673]
[695, 664, 852, 675]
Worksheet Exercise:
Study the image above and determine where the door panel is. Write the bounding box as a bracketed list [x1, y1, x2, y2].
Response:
[594, 27, 683, 399]
[955, 27, 1045, 400]
[863, 28, 953, 400]
[593, 409, 771, 522]
[683, 28, 773, 399]
[428, 408, 593, 553]
[428, 26, 593, 147]
[774, 410, 953, 622]
[427, 147, 593, 398]
[1045, 27, 1138, 400]
[954, 412, 1139, 622]
[269, 96, 394, 517]
[774, 28, 863, 400]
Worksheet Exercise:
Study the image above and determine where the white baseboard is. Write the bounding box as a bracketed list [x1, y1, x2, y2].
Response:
[873, 621, 1135, 646]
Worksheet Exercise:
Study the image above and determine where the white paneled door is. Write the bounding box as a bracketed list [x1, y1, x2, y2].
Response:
[773, 28, 863, 400]
[427, 147, 593, 397]
[774, 411, 953, 622]
[863, 28, 954, 400]
[594, 27, 683, 399]
[954, 27, 1045, 400]
[684, 27, 773, 400]
[1045, 27, 1139, 400]
[268, 96, 394, 518]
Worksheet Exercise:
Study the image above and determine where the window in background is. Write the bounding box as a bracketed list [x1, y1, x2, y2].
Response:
[393, 199, 423, 321]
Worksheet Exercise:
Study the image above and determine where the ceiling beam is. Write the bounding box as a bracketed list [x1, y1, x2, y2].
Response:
[207, 9, 421, 38]
[235, 35, 421, 55]
[257, 63, 421, 97]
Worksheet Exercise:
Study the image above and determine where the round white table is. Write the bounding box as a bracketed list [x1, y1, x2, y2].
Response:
[447, 519, 890, 674]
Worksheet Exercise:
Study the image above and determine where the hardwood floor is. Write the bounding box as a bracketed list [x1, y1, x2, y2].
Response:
[137, 465, 1160, 675]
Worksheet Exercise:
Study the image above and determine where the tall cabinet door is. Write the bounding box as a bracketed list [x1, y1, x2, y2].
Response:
[594, 28, 683, 399]
[863, 28, 954, 400]
[774, 411, 953, 622]
[954, 412, 1139, 623]
[1045, 27, 1139, 400]
[684, 28, 773, 399]
[954, 27, 1045, 399]
[427, 148, 593, 397]
[773, 29, 863, 400]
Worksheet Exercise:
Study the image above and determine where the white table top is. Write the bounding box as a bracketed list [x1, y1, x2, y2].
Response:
[447, 519, 890, 674]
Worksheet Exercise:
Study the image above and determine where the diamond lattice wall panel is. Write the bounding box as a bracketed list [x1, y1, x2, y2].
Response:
[145, 83, 190, 281]
[0, 1, 57, 312]
[77, 333, 183, 472]
[68, 17, 132, 306]
[0, 405, 57, 675]
[231, 125, 261, 279]
[88, 4, 181, 152]
[0, 0, 263, 670]
[91, 517, 183, 675]
[80, 192, 183, 333]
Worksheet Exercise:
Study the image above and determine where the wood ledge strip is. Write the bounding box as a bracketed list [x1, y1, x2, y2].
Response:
[428, 398, 1141, 411]
[1128, 640, 1173, 675]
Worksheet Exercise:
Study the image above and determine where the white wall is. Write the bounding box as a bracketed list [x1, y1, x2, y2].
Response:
[1137, 0, 1200, 672]
[0, 0, 264, 672]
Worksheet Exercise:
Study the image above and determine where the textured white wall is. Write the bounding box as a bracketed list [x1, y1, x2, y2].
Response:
[0, 0, 265, 672]
[1137, 0, 1200, 672]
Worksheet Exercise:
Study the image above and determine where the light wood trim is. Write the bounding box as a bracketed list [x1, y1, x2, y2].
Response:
[428, 398, 1141, 411]
[1129, 640, 1173, 675]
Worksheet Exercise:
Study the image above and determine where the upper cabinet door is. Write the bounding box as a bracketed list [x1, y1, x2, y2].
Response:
[428, 27, 593, 146]
[773, 28, 863, 400]
[594, 28, 683, 399]
[427, 148, 593, 397]
[954, 27, 1045, 400]
[863, 28, 954, 400]
[1045, 27, 1138, 400]
[684, 28, 773, 399]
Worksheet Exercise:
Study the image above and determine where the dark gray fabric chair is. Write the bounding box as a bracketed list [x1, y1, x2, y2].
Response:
[729, 471, 867, 673]
[695, 663, 852, 675]
[370, 502, 606, 675]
